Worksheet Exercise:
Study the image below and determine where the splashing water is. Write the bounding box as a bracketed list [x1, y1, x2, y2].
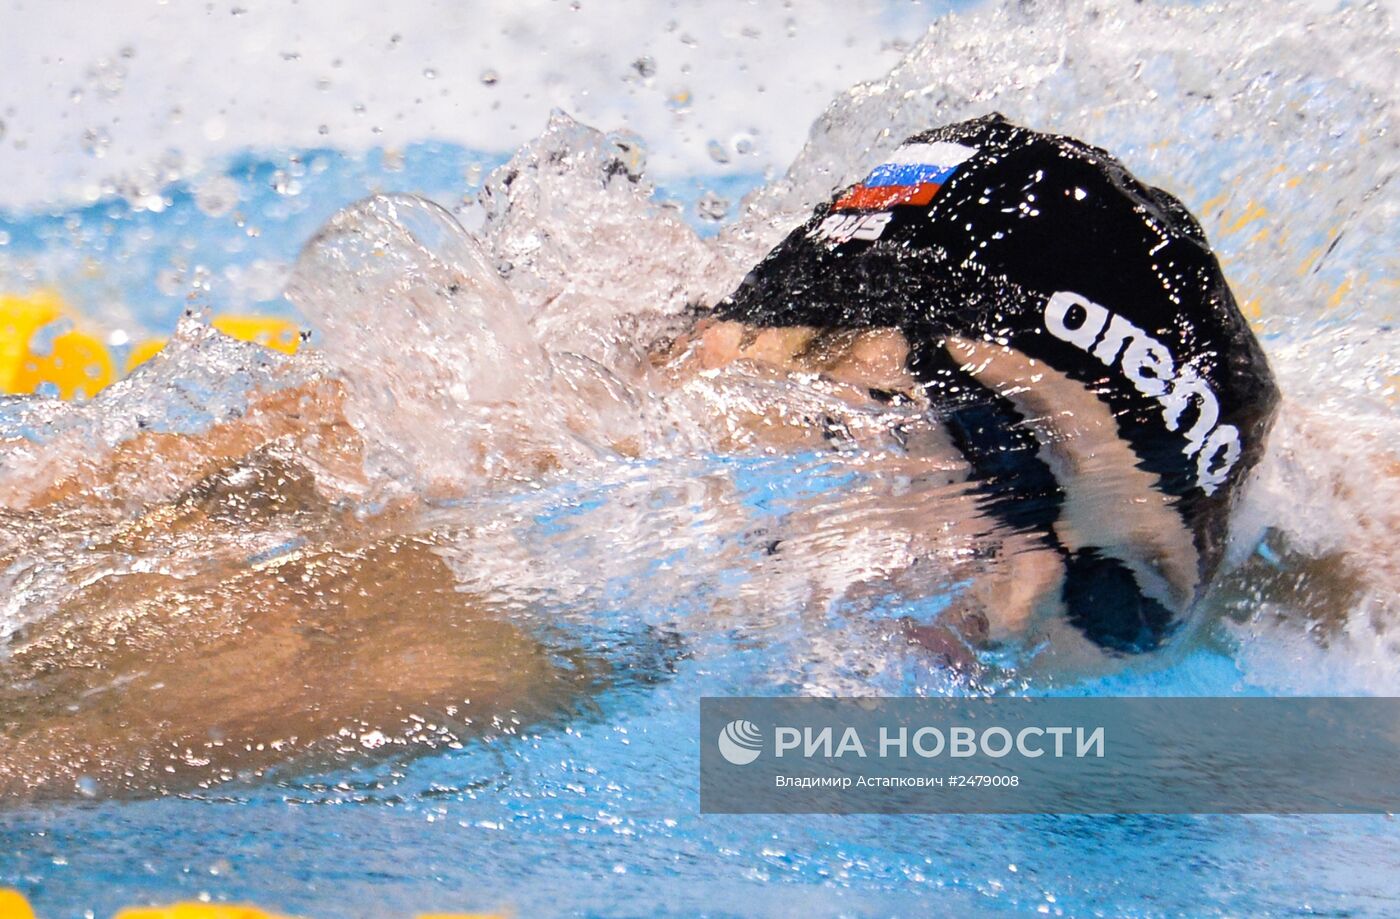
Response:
[0, 0, 1398, 914]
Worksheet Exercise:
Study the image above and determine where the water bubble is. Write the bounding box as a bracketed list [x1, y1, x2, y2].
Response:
[706, 140, 730, 164]
[694, 191, 729, 222]
[480, 68, 499, 86]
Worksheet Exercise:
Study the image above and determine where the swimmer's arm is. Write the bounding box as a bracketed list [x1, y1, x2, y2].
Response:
[0, 535, 597, 801]
[0, 379, 365, 512]
[653, 319, 1067, 649]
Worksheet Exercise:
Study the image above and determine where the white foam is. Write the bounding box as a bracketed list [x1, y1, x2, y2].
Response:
[0, 0, 943, 210]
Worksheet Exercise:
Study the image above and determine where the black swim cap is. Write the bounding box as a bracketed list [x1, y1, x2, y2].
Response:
[718, 114, 1279, 651]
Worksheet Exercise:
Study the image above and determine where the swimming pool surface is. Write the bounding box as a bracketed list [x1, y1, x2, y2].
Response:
[2, 0, 1398, 915]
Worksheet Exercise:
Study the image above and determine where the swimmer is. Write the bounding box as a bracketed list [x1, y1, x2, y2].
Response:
[660, 113, 1279, 661]
[0, 115, 1278, 798]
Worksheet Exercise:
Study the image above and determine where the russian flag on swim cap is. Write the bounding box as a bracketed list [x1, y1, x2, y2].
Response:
[833, 141, 978, 211]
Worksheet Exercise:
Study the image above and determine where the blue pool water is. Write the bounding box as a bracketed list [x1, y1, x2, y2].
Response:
[0, 447, 1397, 917]
[4, 614, 1400, 916]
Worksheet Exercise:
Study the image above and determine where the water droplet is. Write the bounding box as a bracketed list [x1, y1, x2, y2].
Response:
[156, 267, 185, 298]
[666, 87, 692, 112]
[631, 56, 657, 79]
[732, 132, 756, 156]
[317, 124, 329, 136]
[76, 775, 100, 797]
[608, 133, 647, 180]
[195, 175, 240, 217]
[80, 126, 111, 158]
[479, 68, 499, 86]
[422, 67, 437, 80]
[706, 140, 730, 164]
[0, 119, 6, 143]
[87, 56, 128, 100]
[695, 191, 729, 222]
[270, 170, 303, 196]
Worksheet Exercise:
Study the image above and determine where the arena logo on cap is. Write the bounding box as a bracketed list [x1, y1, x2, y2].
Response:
[832, 141, 978, 212]
[1044, 291, 1242, 494]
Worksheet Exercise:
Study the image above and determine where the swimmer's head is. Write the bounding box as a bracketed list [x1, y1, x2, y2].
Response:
[718, 114, 1280, 653]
